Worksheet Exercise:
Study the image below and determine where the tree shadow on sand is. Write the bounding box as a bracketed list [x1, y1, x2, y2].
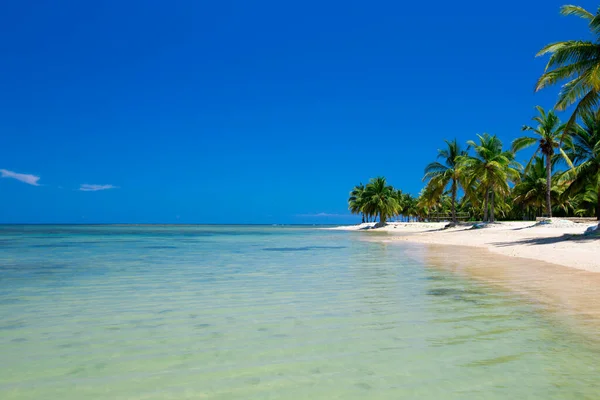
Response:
[492, 232, 599, 247]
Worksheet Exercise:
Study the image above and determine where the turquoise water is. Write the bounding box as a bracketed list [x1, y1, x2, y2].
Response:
[1, 225, 600, 399]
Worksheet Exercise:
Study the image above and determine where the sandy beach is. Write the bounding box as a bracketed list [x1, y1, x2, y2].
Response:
[330, 220, 600, 272]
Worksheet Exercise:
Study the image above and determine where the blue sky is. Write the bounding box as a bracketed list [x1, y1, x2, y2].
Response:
[0, 0, 595, 224]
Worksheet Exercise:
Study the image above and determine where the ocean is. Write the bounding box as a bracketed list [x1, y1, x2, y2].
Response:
[1, 225, 599, 399]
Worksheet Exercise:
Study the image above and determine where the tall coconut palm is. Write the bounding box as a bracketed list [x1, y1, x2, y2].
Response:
[362, 177, 400, 226]
[458, 134, 521, 223]
[348, 183, 366, 223]
[564, 111, 600, 220]
[423, 139, 469, 223]
[535, 5, 600, 131]
[512, 106, 573, 217]
[513, 156, 563, 217]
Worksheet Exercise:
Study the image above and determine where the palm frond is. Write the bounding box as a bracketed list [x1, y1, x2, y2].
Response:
[536, 59, 598, 91]
[560, 5, 595, 21]
[555, 73, 592, 111]
[536, 41, 598, 70]
[558, 147, 575, 170]
[512, 136, 538, 153]
[564, 89, 600, 134]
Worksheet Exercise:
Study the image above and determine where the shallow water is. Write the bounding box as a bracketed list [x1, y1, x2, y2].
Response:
[1, 225, 599, 399]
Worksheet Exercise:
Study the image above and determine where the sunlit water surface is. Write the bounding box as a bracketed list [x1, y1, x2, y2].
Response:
[1, 225, 599, 399]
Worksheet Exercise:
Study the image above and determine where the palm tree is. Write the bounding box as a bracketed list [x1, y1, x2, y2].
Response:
[571, 182, 598, 217]
[348, 183, 366, 223]
[535, 5, 600, 131]
[512, 106, 573, 217]
[564, 111, 600, 220]
[393, 189, 406, 221]
[398, 192, 418, 222]
[406, 194, 420, 222]
[458, 134, 521, 223]
[513, 156, 563, 218]
[417, 188, 452, 221]
[362, 177, 400, 226]
[423, 139, 469, 223]
[417, 184, 442, 217]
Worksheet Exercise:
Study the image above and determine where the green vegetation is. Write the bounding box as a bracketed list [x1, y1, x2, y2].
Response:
[512, 156, 562, 217]
[459, 134, 521, 223]
[512, 106, 572, 217]
[347, 4, 600, 226]
[565, 112, 600, 219]
[535, 5, 600, 131]
[348, 177, 400, 226]
[423, 139, 468, 223]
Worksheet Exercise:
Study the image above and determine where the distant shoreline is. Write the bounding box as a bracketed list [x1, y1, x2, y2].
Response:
[0, 223, 341, 227]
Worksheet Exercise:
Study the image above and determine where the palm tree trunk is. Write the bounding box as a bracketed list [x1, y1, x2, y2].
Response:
[545, 154, 553, 218]
[490, 191, 495, 223]
[597, 185, 600, 221]
[483, 188, 489, 222]
[379, 213, 386, 225]
[451, 181, 457, 223]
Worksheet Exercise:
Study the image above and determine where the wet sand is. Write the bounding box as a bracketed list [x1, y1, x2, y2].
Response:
[333, 221, 600, 272]
[397, 242, 600, 338]
[338, 221, 600, 336]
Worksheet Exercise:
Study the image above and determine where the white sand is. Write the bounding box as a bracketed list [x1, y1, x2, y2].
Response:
[332, 220, 600, 272]
[326, 222, 448, 232]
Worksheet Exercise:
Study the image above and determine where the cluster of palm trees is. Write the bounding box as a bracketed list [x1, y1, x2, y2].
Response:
[348, 4, 600, 226]
[420, 114, 597, 223]
[348, 177, 425, 225]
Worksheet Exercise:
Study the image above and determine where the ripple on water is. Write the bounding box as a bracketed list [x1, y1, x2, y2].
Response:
[262, 246, 346, 252]
[1, 225, 600, 399]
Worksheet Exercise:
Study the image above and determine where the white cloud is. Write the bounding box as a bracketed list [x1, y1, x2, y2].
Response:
[79, 184, 118, 192]
[296, 212, 349, 217]
[0, 169, 41, 186]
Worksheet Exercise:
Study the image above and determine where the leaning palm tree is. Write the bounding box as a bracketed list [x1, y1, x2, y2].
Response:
[362, 177, 400, 226]
[458, 134, 521, 223]
[348, 183, 366, 223]
[512, 106, 573, 217]
[564, 111, 600, 220]
[416, 185, 439, 220]
[535, 5, 600, 131]
[418, 188, 452, 221]
[423, 139, 469, 223]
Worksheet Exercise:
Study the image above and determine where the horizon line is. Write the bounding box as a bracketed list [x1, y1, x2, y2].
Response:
[0, 223, 349, 226]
